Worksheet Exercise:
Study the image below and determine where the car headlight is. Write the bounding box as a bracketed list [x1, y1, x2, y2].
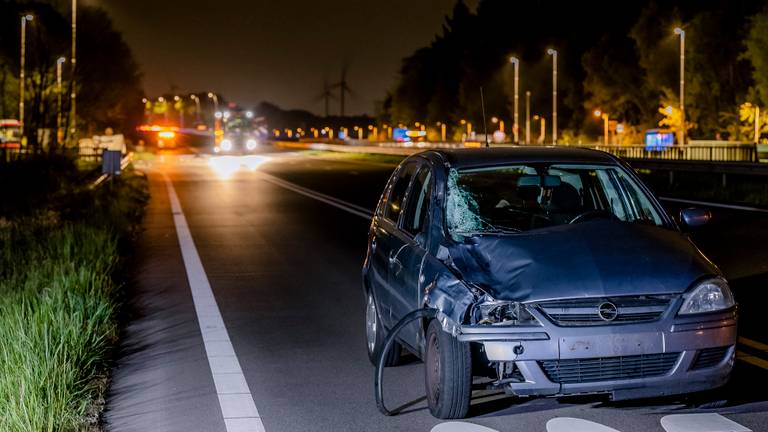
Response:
[472, 299, 541, 326]
[221, 139, 233, 151]
[246, 139, 257, 150]
[679, 278, 735, 315]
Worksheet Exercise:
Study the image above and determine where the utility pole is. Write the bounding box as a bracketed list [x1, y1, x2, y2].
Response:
[70, 0, 77, 142]
[525, 91, 531, 145]
[19, 14, 33, 140]
[547, 48, 558, 145]
[57, 57, 66, 145]
[509, 57, 519, 143]
[674, 27, 686, 145]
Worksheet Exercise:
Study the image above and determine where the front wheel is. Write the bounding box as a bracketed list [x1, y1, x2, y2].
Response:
[424, 319, 472, 419]
[365, 291, 401, 366]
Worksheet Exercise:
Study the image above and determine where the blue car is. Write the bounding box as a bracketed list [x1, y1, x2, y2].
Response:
[362, 147, 736, 419]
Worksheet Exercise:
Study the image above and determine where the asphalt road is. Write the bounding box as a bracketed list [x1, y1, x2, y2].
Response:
[105, 148, 768, 432]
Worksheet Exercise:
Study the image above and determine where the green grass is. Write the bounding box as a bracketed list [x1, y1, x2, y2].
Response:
[0, 167, 148, 431]
[302, 150, 405, 165]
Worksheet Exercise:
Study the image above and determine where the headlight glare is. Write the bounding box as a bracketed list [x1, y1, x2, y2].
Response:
[246, 139, 257, 150]
[221, 139, 233, 151]
[679, 278, 734, 315]
[473, 300, 541, 326]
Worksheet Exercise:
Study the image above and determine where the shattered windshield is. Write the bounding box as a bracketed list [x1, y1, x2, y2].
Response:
[445, 164, 664, 235]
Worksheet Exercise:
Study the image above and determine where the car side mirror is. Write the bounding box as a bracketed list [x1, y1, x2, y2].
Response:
[680, 208, 711, 227]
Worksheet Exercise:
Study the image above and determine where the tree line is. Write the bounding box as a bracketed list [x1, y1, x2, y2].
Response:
[0, 1, 143, 150]
[381, 0, 768, 143]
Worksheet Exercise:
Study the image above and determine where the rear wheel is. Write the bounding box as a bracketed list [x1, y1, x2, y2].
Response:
[424, 319, 472, 419]
[365, 291, 401, 366]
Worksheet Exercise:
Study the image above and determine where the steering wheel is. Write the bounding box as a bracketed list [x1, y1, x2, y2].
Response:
[568, 210, 613, 224]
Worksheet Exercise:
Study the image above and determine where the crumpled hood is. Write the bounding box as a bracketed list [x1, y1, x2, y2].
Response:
[445, 220, 717, 303]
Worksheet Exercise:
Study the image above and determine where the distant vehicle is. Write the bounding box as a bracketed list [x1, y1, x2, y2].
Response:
[136, 124, 178, 149]
[363, 147, 735, 419]
[215, 109, 267, 154]
[0, 119, 22, 149]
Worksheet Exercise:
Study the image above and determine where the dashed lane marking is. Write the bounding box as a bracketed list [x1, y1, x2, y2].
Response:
[163, 173, 266, 432]
[256, 171, 374, 220]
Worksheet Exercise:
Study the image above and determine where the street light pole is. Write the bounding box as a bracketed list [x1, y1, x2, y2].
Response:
[509, 56, 519, 144]
[525, 91, 531, 145]
[19, 14, 33, 140]
[547, 48, 558, 145]
[57, 57, 66, 145]
[674, 27, 685, 145]
[191, 95, 201, 123]
[70, 0, 77, 140]
[207, 92, 219, 115]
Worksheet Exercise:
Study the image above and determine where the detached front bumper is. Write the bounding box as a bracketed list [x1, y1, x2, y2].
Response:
[457, 309, 737, 400]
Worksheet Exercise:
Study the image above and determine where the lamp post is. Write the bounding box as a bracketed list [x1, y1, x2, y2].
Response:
[19, 14, 33, 140]
[190, 95, 201, 123]
[525, 91, 531, 145]
[70, 0, 77, 140]
[509, 56, 519, 143]
[207, 92, 219, 116]
[593, 110, 609, 145]
[546, 49, 558, 145]
[57, 57, 66, 145]
[674, 27, 686, 145]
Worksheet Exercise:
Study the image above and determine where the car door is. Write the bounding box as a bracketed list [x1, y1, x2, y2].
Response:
[387, 162, 433, 351]
[371, 161, 418, 329]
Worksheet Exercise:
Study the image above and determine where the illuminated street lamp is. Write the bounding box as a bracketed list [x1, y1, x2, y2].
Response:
[525, 91, 531, 145]
[56, 57, 66, 145]
[190, 95, 201, 123]
[509, 56, 519, 143]
[207, 92, 219, 115]
[19, 14, 33, 140]
[70, 0, 77, 139]
[547, 48, 558, 145]
[674, 27, 686, 145]
[436, 121, 447, 142]
[593, 110, 609, 145]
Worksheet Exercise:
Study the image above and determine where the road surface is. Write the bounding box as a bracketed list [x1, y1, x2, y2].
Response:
[105, 148, 768, 432]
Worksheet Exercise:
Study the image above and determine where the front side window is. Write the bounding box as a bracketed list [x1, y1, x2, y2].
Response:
[445, 164, 664, 236]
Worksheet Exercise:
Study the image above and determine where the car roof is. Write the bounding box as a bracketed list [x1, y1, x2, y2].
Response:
[414, 146, 620, 169]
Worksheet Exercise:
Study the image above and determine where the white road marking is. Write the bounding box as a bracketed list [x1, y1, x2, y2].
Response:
[660, 414, 751, 432]
[256, 171, 374, 220]
[660, 197, 768, 213]
[430, 422, 500, 432]
[163, 173, 266, 432]
[546, 418, 621, 432]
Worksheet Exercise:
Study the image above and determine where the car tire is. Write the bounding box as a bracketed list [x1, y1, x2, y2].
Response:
[424, 319, 472, 419]
[365, 291, 402, 367]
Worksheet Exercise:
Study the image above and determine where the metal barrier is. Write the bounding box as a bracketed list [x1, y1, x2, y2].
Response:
[588, 144, 757, 162]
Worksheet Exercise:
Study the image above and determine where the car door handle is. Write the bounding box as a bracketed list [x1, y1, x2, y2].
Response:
[389, 252, 403, 275]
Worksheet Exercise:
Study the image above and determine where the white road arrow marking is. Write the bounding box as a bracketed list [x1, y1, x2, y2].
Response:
[547, 417, 622, 432]
[430, 422, 501, 432]
[660, 414, 751, 432]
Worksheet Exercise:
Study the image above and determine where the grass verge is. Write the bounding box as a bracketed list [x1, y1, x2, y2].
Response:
[0, 164, 148, 431]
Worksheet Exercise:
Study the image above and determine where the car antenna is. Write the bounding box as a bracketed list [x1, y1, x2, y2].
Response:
[480, 86, 490, 148]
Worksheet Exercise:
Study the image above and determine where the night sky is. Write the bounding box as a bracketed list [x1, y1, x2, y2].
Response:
[99, 0, 478, 115]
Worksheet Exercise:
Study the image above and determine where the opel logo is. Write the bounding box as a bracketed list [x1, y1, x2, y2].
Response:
[598, 302, 618, 321]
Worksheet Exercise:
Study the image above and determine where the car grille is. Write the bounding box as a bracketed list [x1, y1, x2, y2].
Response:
[539, 353, 680, 384]
[536, 295, 674, 326]
[691, 346, 731, 370]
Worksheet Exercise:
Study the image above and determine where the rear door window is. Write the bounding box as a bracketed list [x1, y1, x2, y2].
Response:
[402, 166, 432, 235]
[384, 162, 417, 223]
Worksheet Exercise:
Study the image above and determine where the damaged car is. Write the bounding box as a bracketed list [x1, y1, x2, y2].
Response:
[362, 147, 736, 419]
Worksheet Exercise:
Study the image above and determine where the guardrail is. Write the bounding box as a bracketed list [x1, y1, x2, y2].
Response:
[587, 144, 757, 162]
